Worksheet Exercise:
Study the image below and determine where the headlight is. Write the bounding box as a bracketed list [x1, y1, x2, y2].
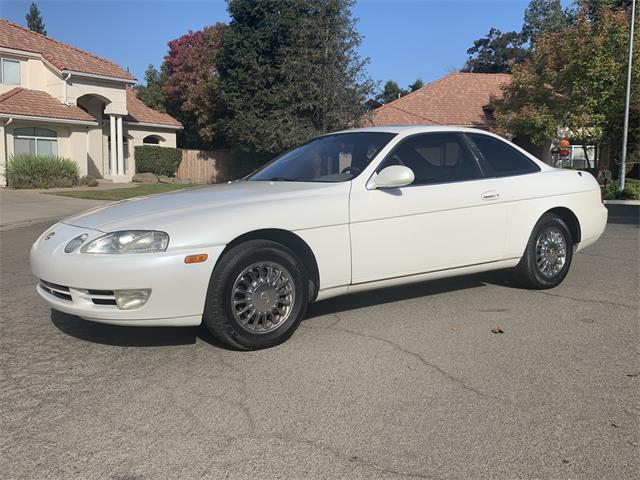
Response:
[81, 231, 169, 254]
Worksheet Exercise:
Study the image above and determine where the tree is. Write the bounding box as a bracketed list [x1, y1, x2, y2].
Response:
[522, 0, 567, 44]
[134, 64, 168, 113]
[163, 24, 225, 149]
[493, 7, 639, 170]
[462, 28, 529, 73]
[378, 80, 407, 104]
[218, 0, 374, 156]
[408, 78, 424, 92]
[25, 3, 46, 35]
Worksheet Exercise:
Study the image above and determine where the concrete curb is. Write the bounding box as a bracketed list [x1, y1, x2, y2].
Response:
[604, 200, 640, 206]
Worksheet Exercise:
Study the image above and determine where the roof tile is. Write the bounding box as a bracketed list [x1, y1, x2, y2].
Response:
[368, 73, 511, 127]
[0, 19, 135, 81]
[0, 87, 96, 122]
[125, 88, 182, 127]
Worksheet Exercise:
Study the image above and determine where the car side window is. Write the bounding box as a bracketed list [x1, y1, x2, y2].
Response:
[378, 133, 482, 185]
[466, 133, 541, 177]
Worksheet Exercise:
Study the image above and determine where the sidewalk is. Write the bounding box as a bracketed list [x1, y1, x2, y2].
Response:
[0, 188, 109, 231]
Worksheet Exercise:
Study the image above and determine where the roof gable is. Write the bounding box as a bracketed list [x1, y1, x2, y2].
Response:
[0, 19, 135, 81]
[369, 72, 511, 127]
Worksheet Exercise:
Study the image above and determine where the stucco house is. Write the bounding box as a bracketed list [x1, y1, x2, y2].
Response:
[0, 19, 181, 186]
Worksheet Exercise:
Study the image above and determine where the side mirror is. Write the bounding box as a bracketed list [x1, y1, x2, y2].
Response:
[367, 165, 415, 190]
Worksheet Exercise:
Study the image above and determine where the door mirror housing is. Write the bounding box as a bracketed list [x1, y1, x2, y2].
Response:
[367, 165, 415, 189]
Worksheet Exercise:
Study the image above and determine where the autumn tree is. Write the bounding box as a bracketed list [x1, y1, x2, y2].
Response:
[493, 7, 639, 170]
[218, 0, 374, 156]
[25, 3, 46, 35]
[163, 24, 225, 149]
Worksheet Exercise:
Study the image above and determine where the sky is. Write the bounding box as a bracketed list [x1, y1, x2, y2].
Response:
[0, 0, 571, 91]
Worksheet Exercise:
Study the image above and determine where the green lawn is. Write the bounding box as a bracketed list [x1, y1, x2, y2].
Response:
[47, 183, 197, 201]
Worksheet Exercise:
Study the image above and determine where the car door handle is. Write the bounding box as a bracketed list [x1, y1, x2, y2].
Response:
[481, 191, 500, 200]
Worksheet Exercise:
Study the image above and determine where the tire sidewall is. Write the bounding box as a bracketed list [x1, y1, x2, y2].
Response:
[528, 215, 573, 288]
[205, 241, 309, 349]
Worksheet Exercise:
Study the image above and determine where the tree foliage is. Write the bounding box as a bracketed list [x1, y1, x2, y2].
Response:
[163, 24, 225, 149]
[25, 3, 46, 35]
[378, 80, 406, 104]
[522, 0, 567, 43]
[408, 78, 424, 92]
[134, 64, 168, 113]
[218, 0, 374, 156]
[493, 7, 639, 165]
[376, 78, 424, 104]
[462, 28, 529, 73]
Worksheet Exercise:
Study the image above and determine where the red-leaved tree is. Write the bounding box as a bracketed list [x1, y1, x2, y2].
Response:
[163, 24, 225, 148]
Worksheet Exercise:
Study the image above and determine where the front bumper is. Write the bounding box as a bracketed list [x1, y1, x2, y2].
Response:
[30, 222, 225, 326]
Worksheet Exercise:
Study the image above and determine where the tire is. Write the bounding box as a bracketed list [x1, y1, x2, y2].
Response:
[512, 213, 574, 289]
[203, 240, 309, 350]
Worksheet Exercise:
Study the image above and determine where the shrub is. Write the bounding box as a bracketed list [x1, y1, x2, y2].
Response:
[79, 175, 98, 187]
[602, 178, 640, 200]
[134, 146, 182, 177]
[6, 154, 79, 189]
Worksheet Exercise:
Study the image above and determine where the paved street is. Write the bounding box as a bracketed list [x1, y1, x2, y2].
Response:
[1, 201, 638, 479]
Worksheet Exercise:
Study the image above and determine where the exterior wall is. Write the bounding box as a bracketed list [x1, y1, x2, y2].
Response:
[2, 120, 89, 176]
[0, 121, 5, 186]
[68, 78, 127, 115]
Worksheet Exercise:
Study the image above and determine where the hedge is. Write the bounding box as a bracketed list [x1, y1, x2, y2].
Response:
[134, 145, 182, 177]
[603, 177, 640, 200]
[6, 154, 79, 189]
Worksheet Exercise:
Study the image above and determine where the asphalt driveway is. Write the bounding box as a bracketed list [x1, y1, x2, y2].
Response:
[1, 202, 638, 479]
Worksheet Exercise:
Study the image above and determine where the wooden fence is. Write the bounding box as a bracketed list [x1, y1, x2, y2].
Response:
[176, 149, 232, 184]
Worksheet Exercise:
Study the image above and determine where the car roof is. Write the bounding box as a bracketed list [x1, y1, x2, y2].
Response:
[333, 125, 500, 135]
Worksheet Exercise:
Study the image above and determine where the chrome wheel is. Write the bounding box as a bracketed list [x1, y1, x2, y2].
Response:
[231, 262, 295, 334]
[535, 226, 567, 278]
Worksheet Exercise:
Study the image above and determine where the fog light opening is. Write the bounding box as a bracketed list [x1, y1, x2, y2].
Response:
[114, 289, 151, 310]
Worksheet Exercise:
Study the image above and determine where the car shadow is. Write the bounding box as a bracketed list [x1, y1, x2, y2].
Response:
[50, 309, 199, 347]
[51, 270, 516, 348]
[305, 269, 514, 320]
[51, 309, 240, 349]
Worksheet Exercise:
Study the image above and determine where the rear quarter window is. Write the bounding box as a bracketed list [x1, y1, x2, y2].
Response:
[467, 133, 541, 177]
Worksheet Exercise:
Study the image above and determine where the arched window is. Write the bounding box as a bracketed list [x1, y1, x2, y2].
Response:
[143, 135, 161, 145]
[14, 127, 58, 156]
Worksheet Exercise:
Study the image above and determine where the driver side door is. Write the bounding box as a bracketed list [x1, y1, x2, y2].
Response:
[349, 132, 507, 284]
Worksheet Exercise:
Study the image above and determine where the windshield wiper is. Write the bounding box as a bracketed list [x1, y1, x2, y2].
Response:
[268, 176, 297, 182]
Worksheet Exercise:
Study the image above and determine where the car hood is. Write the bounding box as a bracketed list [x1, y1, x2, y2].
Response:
[62, 181, 350, 247]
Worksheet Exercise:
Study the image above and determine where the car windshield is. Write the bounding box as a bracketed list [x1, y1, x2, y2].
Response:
[249, 132, 397, 182]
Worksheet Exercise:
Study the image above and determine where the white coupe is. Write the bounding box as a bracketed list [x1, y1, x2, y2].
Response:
[31, 126, 607, 349]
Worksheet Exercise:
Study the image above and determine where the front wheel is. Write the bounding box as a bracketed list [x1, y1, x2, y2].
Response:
[512, 213, 574, 289]
[203, 240, 309, 350]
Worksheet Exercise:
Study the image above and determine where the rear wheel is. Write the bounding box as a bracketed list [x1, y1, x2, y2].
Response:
[203, 240, 309, 350]
[512, 213, 573, 289]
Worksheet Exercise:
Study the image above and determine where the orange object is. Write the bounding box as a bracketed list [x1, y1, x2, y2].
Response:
[184, 254, 208, 264]
[559, 139, 571, 148]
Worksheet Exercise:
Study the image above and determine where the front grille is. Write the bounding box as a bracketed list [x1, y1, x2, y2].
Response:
[92, 298, 117, 306]
[39, 280, 72, 301]
[39, 280, 117, 307]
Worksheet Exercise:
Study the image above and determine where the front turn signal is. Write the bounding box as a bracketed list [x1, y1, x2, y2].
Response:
[184, 254, 208, 264]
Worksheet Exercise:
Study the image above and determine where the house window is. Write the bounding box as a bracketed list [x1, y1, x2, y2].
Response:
[14, 127, 58, 156]
[143, 135, 161, 145]
[1, 58, 21, 85]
